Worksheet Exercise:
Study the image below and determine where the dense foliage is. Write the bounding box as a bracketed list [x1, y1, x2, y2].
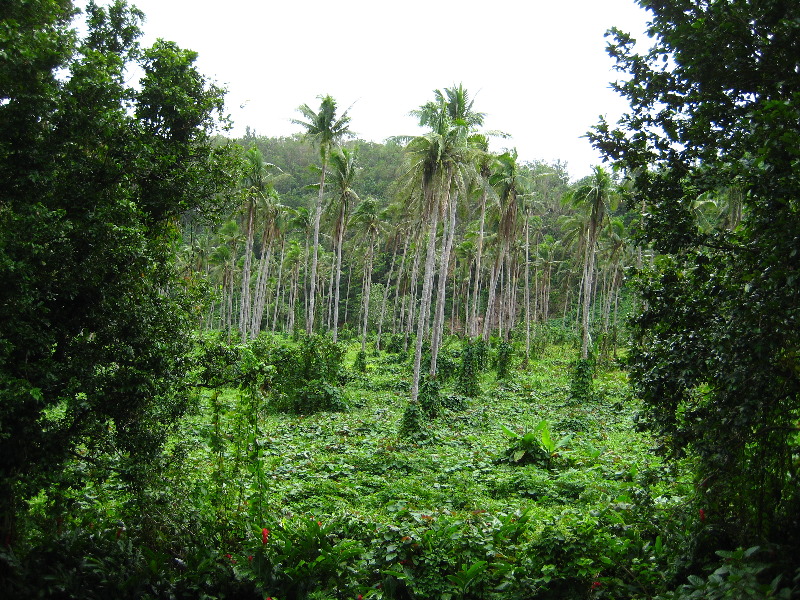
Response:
[4, 0, 799, 598]
[0, 0, 237, 544]
[590, 0, 800, 554]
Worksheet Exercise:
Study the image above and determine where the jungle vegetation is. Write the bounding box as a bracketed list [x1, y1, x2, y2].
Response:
[1, 0, 799, 598]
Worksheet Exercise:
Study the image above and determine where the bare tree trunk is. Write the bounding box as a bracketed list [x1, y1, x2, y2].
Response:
[271, 238, 286, 332]
[411, 207, 440, 402]
[332, 223, 346, 343]
[524, 212, 531, 365]
[431, 182, 456, 376]
[360, 233, 375, 352]
[307, 165, 326, 335]
[376, 242, 398, 351]
[404, 236, 422, 352]
[482, 251, 503, 341]
[391, 236, 411, 335]
[343, 261, 353, 327]
[288, 262, 299, 333]
[250, 233, 273, 339]
[470, 188, 487, 337]
[581, 224, 598, 360]
[239, 201, 255, 339]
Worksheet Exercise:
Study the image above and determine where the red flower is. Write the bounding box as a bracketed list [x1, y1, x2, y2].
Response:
[699, 508, 706, 522]
[262, 528, 270, 544]
[248, 555, 253, 562]
[357, 596, 363, 600]
[592, 581, 602, 590]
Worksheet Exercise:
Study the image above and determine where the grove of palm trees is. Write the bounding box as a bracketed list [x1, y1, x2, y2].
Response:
[2, 1, 799, 598]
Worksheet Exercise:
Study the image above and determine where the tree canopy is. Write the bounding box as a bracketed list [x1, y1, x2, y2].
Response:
[590, 0, 800, 549]
[0, 0, 237, 540]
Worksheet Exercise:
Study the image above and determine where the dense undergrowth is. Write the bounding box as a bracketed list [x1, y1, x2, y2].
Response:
[2, 331, 797, 599]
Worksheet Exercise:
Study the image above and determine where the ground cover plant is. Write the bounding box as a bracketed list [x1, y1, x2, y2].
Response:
[4, 332, 716, 599]
[4, 1, 800, 598]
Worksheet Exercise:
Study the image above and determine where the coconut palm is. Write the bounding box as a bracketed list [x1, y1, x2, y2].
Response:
[483, 150, 521, 341]
[402, 97, 473, 400]
[565, 166, 617, 360]
[293, 95, 352, 335]
[350, 197, 382, 352]
[327, 146, 360, 343]
[239, 146, 280, 339]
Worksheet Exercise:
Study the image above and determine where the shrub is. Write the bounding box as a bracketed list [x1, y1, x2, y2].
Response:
[495, 341, 514, 379]
[570, 357, 594, 403]
[353, 350, 367, 373]
[456, 341, 482, 397]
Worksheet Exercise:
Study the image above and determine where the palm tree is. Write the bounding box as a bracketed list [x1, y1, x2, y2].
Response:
[408, 84, 484, 377]
[293, 95, 352, 335]
[350, 197, 382, 352]
[566, 166, 616, 360]
[327, 146, 360, 343]
[403, 97, 471, 401]
[483, 150, 521, 341]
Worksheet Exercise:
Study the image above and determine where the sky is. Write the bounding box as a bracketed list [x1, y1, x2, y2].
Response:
[89, 0, 653, 181]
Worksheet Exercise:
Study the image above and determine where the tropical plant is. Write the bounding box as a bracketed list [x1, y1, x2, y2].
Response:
[293, 94, 352, 335]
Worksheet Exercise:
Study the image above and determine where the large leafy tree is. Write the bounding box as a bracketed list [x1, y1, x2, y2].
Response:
[0, 0, 236, 541]
[591, 0, 800, 549]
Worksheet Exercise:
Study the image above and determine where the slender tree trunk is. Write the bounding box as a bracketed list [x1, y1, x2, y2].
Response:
[271, 238, 286, 332]
[250, 233, 273, 339]
[239, 200, 255, 339]
[431, 178, 456, 375]
[482, 250, 503, 341]
[376, 242, 398, 352]
[343, 261, 353, 328]
[391, 236, 411, 335]
[301, 230, 310, 332]
[404, 236, 422, 351]
[524, 212, 531, 366]
[470, 188, 487, 337]
[307, 163, 326, 335]
[332, 220, 346, 343]
[411, 206, 440, 402]
[288, 262, 299, 333]
[581, 224, 598, 360]
[361, 233, 375, 352]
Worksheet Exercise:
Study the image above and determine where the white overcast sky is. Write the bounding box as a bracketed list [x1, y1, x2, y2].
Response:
[87, 0, 652, 181]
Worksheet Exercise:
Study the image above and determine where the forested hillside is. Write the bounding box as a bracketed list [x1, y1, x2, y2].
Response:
[2, 0, 799, 598]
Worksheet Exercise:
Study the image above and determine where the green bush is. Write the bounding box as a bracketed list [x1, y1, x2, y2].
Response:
[495, 341, 514, 379]
[456, 340, 482, 397]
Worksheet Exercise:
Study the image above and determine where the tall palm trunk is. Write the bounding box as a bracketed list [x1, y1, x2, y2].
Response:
[391, 236, 411, 335]
[376, 242, 398, 351]
[332, 215, 346, 343]
[580, 222, 599, 360]
[271, 238, 286, 332]
[404, 237, 422, 351]
[482, 250, 503, 341]
[470, 188, 487, 337]
[411, 206, 440, 402]
[343, 262, 352, 327]
[239, 201, 255, 339]
[524, 211, 531, 366]
[431, 176, 456, 375]
[250, 233, 273, 339]
[360, 231, 375, 352]
[307, 163, 326, 334]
